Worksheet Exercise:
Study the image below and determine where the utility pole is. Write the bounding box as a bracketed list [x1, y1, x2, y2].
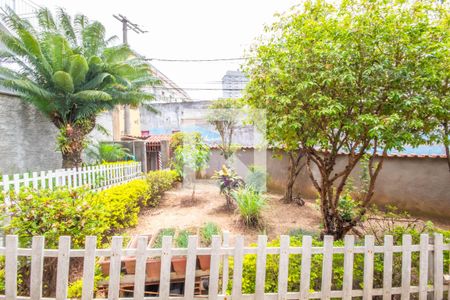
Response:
[113, 14, 147, 137]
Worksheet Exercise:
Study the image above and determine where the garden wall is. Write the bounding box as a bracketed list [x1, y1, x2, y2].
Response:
[0, 92, 112, 174]
[205, 148, 450, 219]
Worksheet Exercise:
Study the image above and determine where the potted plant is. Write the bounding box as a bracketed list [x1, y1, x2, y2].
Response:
[123, 234, 152, 274]
[198, 222, 221, 271]
[171, 229, 190, 275]
[146, 228, 175, 279]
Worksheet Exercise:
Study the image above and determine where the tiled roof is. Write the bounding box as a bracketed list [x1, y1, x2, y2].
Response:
[145, 135, 171, 144]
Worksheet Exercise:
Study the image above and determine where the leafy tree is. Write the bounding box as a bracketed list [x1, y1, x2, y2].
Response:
[207, 98, 243, 160]
[245, 0, 449, 239]
[0, 8, 156, 168]
[173, 132, 210, 200]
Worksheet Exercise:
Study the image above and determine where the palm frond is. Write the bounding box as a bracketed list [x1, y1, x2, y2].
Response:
[73, 90, 112, 101]
[56, 7, 77, 47]
[81, 72, 113, 90]
[36, 8, 57, 32]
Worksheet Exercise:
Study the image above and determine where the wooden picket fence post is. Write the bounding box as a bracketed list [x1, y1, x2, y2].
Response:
[0, 233, 448, 300]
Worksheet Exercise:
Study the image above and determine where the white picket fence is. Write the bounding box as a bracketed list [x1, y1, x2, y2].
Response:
[0, 233, 449, 300]
[0, 162, 142, 193]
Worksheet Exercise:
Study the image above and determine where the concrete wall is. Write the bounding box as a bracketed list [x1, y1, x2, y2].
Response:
[0, 92, 113, 174]
[205, 148, 450, 218]
[140, 101, 257, 146]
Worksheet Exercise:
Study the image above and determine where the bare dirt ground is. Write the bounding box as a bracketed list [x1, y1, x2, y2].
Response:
[127, 181, 450, 244]
[126, 181, 321, 243]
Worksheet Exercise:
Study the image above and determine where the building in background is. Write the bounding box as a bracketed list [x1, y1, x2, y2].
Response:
[222, 70, 249, 99]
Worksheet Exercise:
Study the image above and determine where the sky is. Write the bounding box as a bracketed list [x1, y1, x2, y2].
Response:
[25, 0, 300, 100]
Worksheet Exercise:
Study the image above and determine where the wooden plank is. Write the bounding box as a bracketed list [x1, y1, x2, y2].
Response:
[221, 231, 230, 295]
[278, 235, 290, 300]
[300, 235, 312, 300]
[382, 235, 393, 300]
[56, 236, 71, 300]
[255, 235, 268, 299]
[159, 236, 173, 299]
[400, 234, 412, 300]
[433, 233, 444, 300]
[363, 235, 375, 300]
[82, 236, 97, 300]
[418, 234, 429, 300]
[40, 171, 46, 189]
[133, 236, 149, 300]
[184, 235, 198, 300]
[209, 235, 222, 300]
[108, 236, 123, 300]
[30, 236, 45, 300]
[321, 235, 334, 300]
[231, 235, 244, 300]
[342, 235, 355, 300]
[13, 174, 20, 193]
[5, 235, 18, 300]
[32, 172, 38, 189]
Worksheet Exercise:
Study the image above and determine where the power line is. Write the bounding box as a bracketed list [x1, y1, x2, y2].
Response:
[152, 87, 245, 91]
[145, 57, 248, 62]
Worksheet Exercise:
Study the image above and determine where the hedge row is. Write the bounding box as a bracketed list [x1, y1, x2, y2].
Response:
[0, 169, 179, 248]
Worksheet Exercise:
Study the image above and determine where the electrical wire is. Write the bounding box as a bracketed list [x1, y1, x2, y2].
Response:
[145, 57, 248, 62]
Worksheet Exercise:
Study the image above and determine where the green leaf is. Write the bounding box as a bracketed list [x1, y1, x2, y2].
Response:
[73, 90, 111, 101]
[53, 71, 74, 93]
[69, 54, 89, 87]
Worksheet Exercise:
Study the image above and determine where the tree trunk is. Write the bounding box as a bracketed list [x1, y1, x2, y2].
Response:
[282, 150, 304, 203]
[58, 120, 95, 169]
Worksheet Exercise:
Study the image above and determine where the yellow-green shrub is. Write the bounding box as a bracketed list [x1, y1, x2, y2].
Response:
[95, 179, 149, 233]
[146, 170, 179, 207]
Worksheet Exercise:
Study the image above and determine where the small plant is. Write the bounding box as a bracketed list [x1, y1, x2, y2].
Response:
[232, 187, 266, 227]
[86, 142, 131, 163]
[245, 165, 267, 194]
[153, 228, 176, 248]
[175, 230, 190, 248]
[200, 222, 221, 246]
[212, 165, 245, 209]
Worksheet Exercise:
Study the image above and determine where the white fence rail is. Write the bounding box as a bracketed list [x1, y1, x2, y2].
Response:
[0, 233, 449, 299]
[0, 162, 142, 193]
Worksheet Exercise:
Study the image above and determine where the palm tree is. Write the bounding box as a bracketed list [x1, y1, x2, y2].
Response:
[0, 7, 157, 168]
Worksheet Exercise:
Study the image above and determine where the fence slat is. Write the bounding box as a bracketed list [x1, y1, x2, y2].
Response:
[221, 231, 230, 295]
[184, 235, 198, 300]
[321, 235, 334, 300]
[231, 235, 244, 300]
[383, 235, 393, 300]
[208, 235, 222, 300]
[81, 236, 97, 300]
[342, 235, 355, 300]
[108, 236, 123, 300]
[363, 235, 375, 300]
[300, 235, 312, 300]
[5, 235, 18, 300]
[133, 236, 148, 300]
[159, 236, 173, 299]
[255, 235, 268, 299]
[30, 236, 45, 300]
[55, 236, 71, 300]
[278, 235, 290, 300]
[400, 235, 412, 300]
[434, 233, 444, 300]
[419, 234, 429, 300]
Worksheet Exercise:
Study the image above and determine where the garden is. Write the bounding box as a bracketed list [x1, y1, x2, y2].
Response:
[0, 0, 449, 298]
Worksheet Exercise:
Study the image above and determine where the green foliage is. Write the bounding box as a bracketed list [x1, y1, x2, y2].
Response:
[244, 0, 450, 237]
[153, 228, 176, 248]
[67, 267, 104, 298]
[228, 226, 450, 294]
[175, 230, 190, 248]
[1, 187, 107, 248]
[207, 98, 243, 159]
[172, 132, 210, 178]
[212, 165, 245, 208]
[200, 222, 221, 246]
[232, 187, 266, 227]
[245, 165, 267, 194]
[145, 169, 179, 207]
[0, 7, 157, 167]
[86, 142, 131, 163]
